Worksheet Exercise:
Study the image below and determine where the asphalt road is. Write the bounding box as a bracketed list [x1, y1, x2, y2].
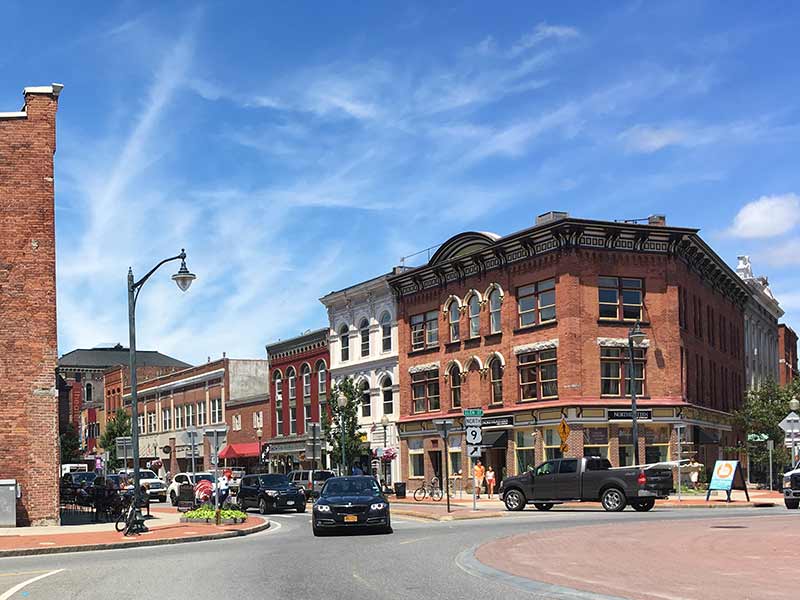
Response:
[0, 506, 788, 600]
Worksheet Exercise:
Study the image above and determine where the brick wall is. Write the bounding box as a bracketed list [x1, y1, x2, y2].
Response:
[0, 87, 61, 525]
[779, 324, 798, 386]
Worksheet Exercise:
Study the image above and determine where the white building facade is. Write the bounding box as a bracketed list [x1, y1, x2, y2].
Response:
[736, 256, 783, 389]
[320, 269, 405, 485]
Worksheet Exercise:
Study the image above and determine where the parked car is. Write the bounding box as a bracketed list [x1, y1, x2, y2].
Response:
[237, 473, 306, 514]
[62, 471, 97, 487]
[118, 469, 167, 502]
[782, 464, 800, 509]
[312, 476, 392, 536]
[288, 469, 335, 498]
[167, 472, 216, 506]
[499, 457, 674, 512]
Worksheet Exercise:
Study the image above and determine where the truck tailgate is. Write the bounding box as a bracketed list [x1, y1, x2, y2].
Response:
[644, 467, 673, 493]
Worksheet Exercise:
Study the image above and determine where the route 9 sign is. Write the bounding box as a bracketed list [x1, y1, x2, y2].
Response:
[466, 426, 482, 445]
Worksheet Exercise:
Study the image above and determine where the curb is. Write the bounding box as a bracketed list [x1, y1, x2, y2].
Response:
[392, 508, 506, 521]
[0, 518, 270, 558]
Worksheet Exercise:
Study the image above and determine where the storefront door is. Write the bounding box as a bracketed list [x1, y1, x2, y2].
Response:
[428, 450, 442, 480]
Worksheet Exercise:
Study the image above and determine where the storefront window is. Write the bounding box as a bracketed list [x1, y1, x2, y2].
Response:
[645, 425, 670, 463]
[409, 438, 424, 478]
[583, 427, 609, 458]
[448, 436, 462, 475]
[515, 429, 536, 473]
[543, 427, 563, 460]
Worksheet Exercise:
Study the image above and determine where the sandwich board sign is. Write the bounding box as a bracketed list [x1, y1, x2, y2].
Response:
[706, 460, 749, 503]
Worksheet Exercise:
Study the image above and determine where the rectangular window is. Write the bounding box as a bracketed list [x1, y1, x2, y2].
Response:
[304, 402, 312, 431]
[599, 277, 643, 321]
[162, 408, 171, 432]
[583, 427, 609, 458]
[290, 406, 297, 434]
[411, 369, 439, 413]
[518, 349, 558, 401]
[289, 375, 296, 401]
[448, 435, 462, 475]
[318, 367, 327, 395]
[618, 427, 634, 466]
[518, 278, 556, 327]
[410, 310, 439, 351]
[644, 426, 670, 463]
[600, 347, 646, 397]
[138, 414, 145, 435]
[276, 403, 284, 436]
[148, 412, 156, 433]
[211, 398, 222, 423]
[196, 401, 206, 426]
[409, 438, 424, 478]
[185, 404, 194, 427]
[175, 406, 184, 429]
[543, 427, 563, 460]
[303, 371, 311, 398]
[232, 414, 241, 431]
[253, 411, 263, 429]
[515, 429, 536, 473]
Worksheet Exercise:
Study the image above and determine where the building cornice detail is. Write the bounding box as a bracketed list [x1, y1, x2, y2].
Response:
[408, 361, 440, 374]
[513, 339, 559, 354]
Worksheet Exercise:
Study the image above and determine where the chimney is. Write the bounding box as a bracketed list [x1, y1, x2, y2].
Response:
[536, 211, 569, 226]
[647, 214, 666, 227]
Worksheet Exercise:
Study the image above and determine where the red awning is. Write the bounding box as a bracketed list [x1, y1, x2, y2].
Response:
[218, 442, 260, 459]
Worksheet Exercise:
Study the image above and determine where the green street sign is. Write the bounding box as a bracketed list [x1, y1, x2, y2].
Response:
[463, 409, 484, 417]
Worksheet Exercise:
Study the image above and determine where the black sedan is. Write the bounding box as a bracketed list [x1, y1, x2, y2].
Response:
[312, 476, 392, 536]
[237, 474, 306, 514]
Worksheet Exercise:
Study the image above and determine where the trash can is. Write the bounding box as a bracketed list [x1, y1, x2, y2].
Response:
[0, 479, 18, 527]
[394, 482, 406, 499]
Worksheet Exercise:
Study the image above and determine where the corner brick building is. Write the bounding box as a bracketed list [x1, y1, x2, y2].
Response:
[779, 324, 798, 386]
[0, 84, 63, 525]
[388, 213, 749, 488]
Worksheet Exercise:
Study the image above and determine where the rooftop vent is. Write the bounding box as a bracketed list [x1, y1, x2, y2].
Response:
[536, 211, 569, 226]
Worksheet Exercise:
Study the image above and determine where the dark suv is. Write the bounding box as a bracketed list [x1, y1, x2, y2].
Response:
[237, 474, 306, 514]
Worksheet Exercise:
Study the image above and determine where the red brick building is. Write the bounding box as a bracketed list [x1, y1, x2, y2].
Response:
[779, 324, 798, 386]
[105, 358, 268, 481]
[266, 329, 330, 472]
[388, 213, 749, 486]
[0, 84, 63, 525]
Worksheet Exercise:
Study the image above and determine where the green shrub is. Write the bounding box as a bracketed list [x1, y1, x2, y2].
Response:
[184, 506, 247, 521]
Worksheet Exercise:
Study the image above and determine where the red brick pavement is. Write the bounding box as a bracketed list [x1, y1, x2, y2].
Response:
[475, 515, 797, 600]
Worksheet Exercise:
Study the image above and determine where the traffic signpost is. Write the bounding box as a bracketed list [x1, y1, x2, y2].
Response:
[779, 411, 800, 469]
[463, 409, 483, 510]
[433, 419, 454, 513]
[558, 418, 570, 455]
[204, 426, 228, 524]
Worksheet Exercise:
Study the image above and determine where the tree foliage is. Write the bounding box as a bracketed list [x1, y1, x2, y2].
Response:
[99, 408, 132, 471]
[321, 377, 364, 474]
[59, 423, 81, 463]
[734, 378, 800, 473]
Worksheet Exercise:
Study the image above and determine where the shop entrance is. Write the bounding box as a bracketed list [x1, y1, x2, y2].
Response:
[485, 448, 507, 486]
[428, 450, 442, 480]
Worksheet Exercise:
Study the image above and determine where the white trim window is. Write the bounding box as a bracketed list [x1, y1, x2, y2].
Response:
[316, 361, 327, 397]
[162, 408, 172, 432]
[359, 380, 371, 418]
[148, 411, 157, 433]
[411, 311, 438, 351]
[449, 364, 462, 408]
[196, 401, 206, 426]
[340, 325, 350, 361]
[253, 410, 263, 429]
[381, 312, 392, 352]
[287, 367, 296, 401]
[290, 405, 297, 434]
[175, 406, 184, 429]
[489, 357, 503, 405]
[448, 300, 460, 342]
[276, 400, 284, 436]
[211, 398, 223, 424]
[232, 414, 242, 431]
[489, 288, 502, 334]
[360, 318, 370, 357]
[409, 438, 424, 478]
[185, 404, 194, 427]
[468, 294, 480, 338]
[273, 371, 283, 402]
[138, 414, 145, 435]
[381, 376, 393, 416]
[302, 364, 311, 399]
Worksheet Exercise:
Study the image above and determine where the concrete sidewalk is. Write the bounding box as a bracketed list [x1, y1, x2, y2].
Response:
[0, 507, 269, 557]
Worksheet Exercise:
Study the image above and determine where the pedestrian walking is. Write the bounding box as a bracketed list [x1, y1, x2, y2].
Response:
[473, 460, 486, 499]
[486, 466, 496, 499]
[217, 469, 231, 506]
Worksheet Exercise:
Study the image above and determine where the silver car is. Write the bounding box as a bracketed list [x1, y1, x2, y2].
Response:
[288, 470, 335, 498]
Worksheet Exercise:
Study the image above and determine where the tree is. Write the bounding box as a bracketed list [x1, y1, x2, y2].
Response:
[321, 377, 364, 475]
[99, 408, 132, 471]
[59, 424, 81, 463]
[734, 378, 800, 481]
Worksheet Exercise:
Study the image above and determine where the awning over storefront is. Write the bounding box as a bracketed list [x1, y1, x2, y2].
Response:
[482, 430, 508, 449]
[218, 442, 260, 459]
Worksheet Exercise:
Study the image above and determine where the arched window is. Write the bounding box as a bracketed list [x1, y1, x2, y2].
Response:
[468, 294, 480, 338]
[489, 357, 503, 404]
[360, 318, 370, 357]
[340, 325, 350, 361]
[287, 367, 296, 401]
[315, 360, 327, 397]
[448, 300, 460, 342]
[489, 288, 502, 334]
[381, 375, 393, 415]
[301, 364, 311, 398]
[85, 382, 93, 404]
[272, 370, 283, 402]
[380, 312, 392, 352]
[449, 364, 461, 408]
[359, 380, 371, 418]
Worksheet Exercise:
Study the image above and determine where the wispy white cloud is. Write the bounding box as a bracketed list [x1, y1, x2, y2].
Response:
[760, 239, 800, 267]
[727, 193, 800, 239]
[509, 23, 580, 57]
[619, 119, 776, 153]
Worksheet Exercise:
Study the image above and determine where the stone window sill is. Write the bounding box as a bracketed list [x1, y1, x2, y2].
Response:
[513, 320, 558, 335]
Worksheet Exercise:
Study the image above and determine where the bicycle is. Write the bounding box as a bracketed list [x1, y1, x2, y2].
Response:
[413, 477, 443, 502]
[115, 492, 148, 536]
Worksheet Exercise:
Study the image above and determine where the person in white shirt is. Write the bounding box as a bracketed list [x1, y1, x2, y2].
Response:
[217, 470, 231, 505]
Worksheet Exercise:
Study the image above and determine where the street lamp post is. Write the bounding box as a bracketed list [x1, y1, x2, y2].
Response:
[381, 414, 389, 491]
[128, 249, 195, 505]
[628, 321, 646, 466]
[337, 393, 347, 475]
[790, 398, 800, 469]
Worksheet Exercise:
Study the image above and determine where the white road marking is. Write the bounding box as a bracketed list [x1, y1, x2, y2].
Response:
[0, 569, 63, 600]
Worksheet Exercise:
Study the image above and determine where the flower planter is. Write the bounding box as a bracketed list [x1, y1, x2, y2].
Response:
[179, 517, 245, 525]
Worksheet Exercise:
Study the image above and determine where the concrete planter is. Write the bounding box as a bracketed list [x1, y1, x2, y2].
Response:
[179, 517, 246, 524]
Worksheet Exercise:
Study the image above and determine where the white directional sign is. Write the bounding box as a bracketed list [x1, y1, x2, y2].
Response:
[466, 426, 482, 445]
[779, 412, 800, 433]
[467, 444, 482, 458]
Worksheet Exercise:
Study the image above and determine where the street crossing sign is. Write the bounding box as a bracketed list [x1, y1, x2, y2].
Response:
[467, 444, 482, 458]
[558, 418, 570, 442]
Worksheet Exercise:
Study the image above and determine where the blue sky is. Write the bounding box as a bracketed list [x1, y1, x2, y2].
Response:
[2, 2, 799, 364]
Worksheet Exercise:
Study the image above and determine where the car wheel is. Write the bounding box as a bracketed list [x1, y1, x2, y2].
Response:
[503, 489, 526, 511]
[785, 498, 799, 510]
[259, 498, 268, 515]
[296, 500, 307, 513]
[601, 488, 627, 512]
[533, 503, 553, 511]
[170, 491, 177, 506]
[632, 499, 656, 512]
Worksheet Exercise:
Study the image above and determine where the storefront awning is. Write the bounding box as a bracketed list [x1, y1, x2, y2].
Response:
[482, 430, 508, 449]
[218, 442, 260, 459]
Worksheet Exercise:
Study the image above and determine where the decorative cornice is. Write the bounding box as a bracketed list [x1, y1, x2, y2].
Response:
[513, 339, 559, 355]
[596, 337, 650, 348]
[408, 361, 440, 374]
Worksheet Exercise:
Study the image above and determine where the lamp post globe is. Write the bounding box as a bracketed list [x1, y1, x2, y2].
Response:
[629, 321, 646, 345]
[171, 250, 196, 292]
[790, 398, 800, 412]
[381, 414, 389, 427]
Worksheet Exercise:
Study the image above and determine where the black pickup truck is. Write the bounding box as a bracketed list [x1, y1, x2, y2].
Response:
[499, 457, 673, 512]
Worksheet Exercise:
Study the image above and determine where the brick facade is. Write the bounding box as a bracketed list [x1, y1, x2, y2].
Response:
[389, 214, 749, 488]
[778, 324, 798, 386]
[0, 85, 62, 525]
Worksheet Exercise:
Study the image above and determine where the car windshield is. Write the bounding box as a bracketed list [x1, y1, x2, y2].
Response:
[192, 474, 216, 483]
[259, 475, 288, 486]
[321, 477, 381, 497]
[139, 470, 157, 479]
